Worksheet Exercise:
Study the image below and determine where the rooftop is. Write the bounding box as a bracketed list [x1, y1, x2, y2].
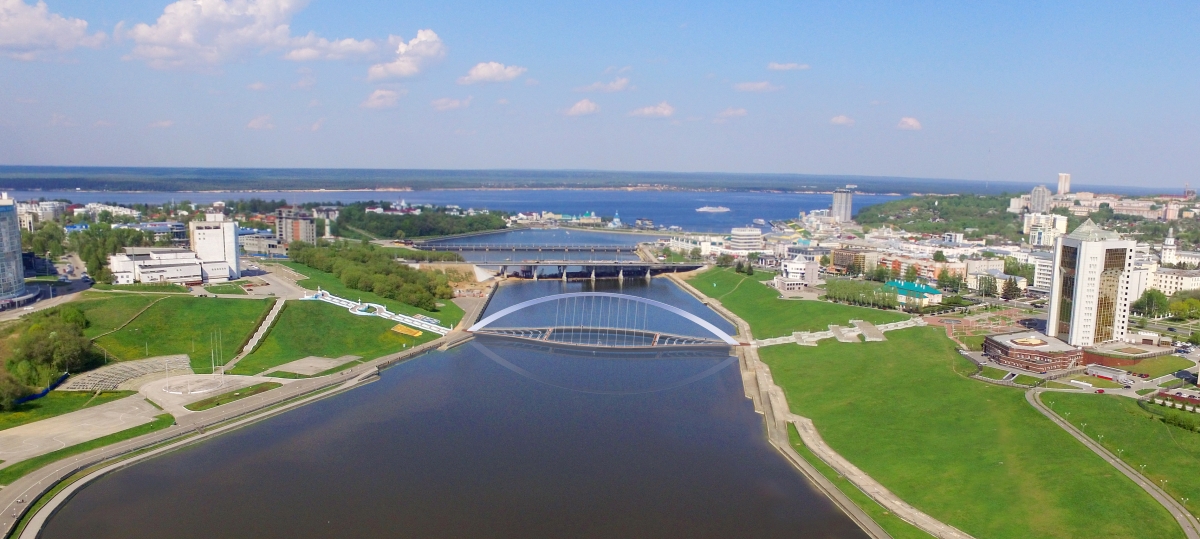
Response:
[885, 280, 941, 296]
[987, 331, 1076, 352]
[1066, 219, 1122, 242]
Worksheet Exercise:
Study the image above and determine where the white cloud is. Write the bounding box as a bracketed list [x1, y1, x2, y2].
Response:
[431, 96, 471, 111]
[830, 115, 854, 126]
[92, 120, 112, 127]
[767, 62, 809, 71]
[307, 118, 323, 131]
[495, 98, 509, 105]
[629, 101, 674, 118]
[307, 98, 319, 107]
[361, 89, 401, 109]
[575, 77, 629, 92]
[147, 120, 174, 128]
[711, 107, 746, 124]
[247, 81, 267, 90]
[246, 114, 273, 129]
[897, 117, 922, 130]
[0, 0, 106, 60]
[457, 61, 526, 84]
[603, 65, 631, 75]
[734, 81, 782, 92]
[366, 30, 444, 80]
[565, 99, 598, 116]
[124, 0, 378, 69]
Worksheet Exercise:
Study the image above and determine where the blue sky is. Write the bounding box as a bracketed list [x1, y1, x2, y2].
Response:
[1, 1, 1198, 187]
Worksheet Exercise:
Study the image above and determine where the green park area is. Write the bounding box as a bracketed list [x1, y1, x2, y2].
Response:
[203, 281, 248, 295]
[1048, 393, 1200, 519]
[1122, 355, 1195, 378]
[185, 382, 281, 411]
[95, 296, 272, 373]
[0, 391, 134, 431]
[69, 292, 164, 338]
[958, 335, 985, 351]
[276, 261, 464, 328]
[92, 283, 190, 293]
[231, 300, 424, 376]
[979, 366, 1008, 380]
[1067, 374, 1123, 389]
[1042, 380, 1079, 390]
[758, 327, 1180, 539]
[686, 267, 907, 338]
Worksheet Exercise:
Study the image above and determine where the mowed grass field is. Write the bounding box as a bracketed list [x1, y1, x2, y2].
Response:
[203, 281, 248, 295]
[231, 300, 423, 376]
[276, 262, 464, 328]
[70, 293, 165, 338]
[95, 297, 272, 373]
[759, 327, 1181, 539]
[1123, 355, 1195, 378]
[1048, 393, 1200, 520]
[686, 267, 908, 338]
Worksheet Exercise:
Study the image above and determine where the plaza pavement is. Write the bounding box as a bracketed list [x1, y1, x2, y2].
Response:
[0, 398, 160, 470]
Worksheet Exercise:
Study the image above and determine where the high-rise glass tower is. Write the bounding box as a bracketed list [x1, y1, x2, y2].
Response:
[0, 195, 27, 300]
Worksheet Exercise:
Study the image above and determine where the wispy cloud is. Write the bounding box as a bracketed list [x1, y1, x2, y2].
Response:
[629, 102, 675, 118]
[458, 62, 527, 84]
[247, 82, 267, 91]
[361, 89, 402, 109]
[712, 107, 747, 124]
[431, 96, 472, 111]
[565, 99, 599, 116]
[246, 115, 274, 130]
[308, 118, 324, 132]
[830, 115, 855, 126]
[367, 30, 445, 80]
[293, 67, 315, 88]
[734, 81, 782, 92]
[767, 62, 809, 71]
[575, 77, 630, 92]
[147, 120, 174, 129]
[897, 117, 922, 130]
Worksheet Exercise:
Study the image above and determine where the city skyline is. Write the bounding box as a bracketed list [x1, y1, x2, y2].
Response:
[2, 1, 1199, 187]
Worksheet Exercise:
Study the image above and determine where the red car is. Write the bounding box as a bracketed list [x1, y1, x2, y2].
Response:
[1095, 389, 1105, 394]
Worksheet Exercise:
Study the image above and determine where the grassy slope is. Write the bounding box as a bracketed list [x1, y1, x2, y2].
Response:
[0, 391, 134, 431]
[1049, 393, 1200, 519]
[71, 294, 164, 338]
[276, 261, 464, 328]
[1124, 356, 1195, 378]
[203, 282, 248, 295]
[92, 283, 189, 293]
[0, 414, 174, 485]
[95, 297, 272, 373]
[686, 267, 907, 338]
[231, 300, 424, 375]
[759, 327, 1180, 539]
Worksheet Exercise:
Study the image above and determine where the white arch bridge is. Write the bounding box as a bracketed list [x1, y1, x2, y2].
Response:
[467, 292, 741, 349]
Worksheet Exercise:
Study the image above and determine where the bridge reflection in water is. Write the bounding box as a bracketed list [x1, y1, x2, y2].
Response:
[468, 292, 741, 349]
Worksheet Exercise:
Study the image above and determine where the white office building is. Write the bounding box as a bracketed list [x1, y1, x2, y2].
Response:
[1023, 213, 1069, 247]
[189, 212, 240, 281]
[831, 189, 853, 223]
[1057, 173, 1071, 195]
[109, 248, 234, 285]
[727, 227, 765, 251]
[1047, 220, 1135, 347]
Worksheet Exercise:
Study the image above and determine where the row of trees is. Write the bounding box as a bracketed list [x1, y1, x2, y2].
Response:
[1, 305, 100, 409]
[824, 279, 899, 309]
[288, 241, 455, 311]
[336, 204, 507, 239]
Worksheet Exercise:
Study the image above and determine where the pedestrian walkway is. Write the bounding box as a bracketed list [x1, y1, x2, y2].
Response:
[223, 297, 285, 372]
[302, 289, 451, 335]
[0, 397, 160, 469]
[756, 318, 926, 347]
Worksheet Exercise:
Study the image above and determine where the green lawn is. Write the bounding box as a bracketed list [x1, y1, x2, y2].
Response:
[979, 366, 1009, 380]
[0, 414, 174, 486]
[959, 335, 985, 351]
[95, 297, 272, 373]
[70, 294, 164, 338]
[1068, 375, 1123, 389]
[758, 327, 1181, 539]
[686, 267, 908, 339]
[203, 281, 248, 295]
[0, 391, 134, 431]
[1124, 356, 1195, 378]
[275, 261, 464, 328]
[1047, 393, 1200, 519]
[1043, 381, 1079, 390]
[787, 425, 933, 539]
[92, 283, 190, 293]
[1012, 374, 1041, 386]
[185, 382, 281, 411]
[230, 300, 424, 375]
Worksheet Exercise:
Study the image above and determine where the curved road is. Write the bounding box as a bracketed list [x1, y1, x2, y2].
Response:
[1026, 388, 1200, 539]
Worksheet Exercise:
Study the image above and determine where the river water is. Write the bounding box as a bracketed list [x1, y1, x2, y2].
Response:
[39, 280, 866, 539]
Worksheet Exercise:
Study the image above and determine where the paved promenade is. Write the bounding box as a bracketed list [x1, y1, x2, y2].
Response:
[0, 397, 160, 469]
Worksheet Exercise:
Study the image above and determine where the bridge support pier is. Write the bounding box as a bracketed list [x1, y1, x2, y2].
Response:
[645, 269, 652, 283]
[590, 268, 596, 282]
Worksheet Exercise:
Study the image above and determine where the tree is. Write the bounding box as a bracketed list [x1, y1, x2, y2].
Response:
[933, 250, 947, 262]
[689, 247, 701, 260]
[1132, 289, 1170, 317]
[745, 263, 754, 276]
[734, 260, 745, 273]
[662, 247, 672, 257]
[819, 254, 830, 266]
[716, 254, 734, 267]
[903, 265, 919, 283]
[978, 276, 998, 297]
[1002, 277, 1021, 300]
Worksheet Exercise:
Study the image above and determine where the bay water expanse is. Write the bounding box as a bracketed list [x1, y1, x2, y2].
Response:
[39, 280, 867, 539]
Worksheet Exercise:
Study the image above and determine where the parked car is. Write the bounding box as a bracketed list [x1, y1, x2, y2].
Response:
[1140, 373, 1150, 378]
[1169, 327, 1178, 332]
[1095, 389, 1105, 394]
[1123, 385, 1131, 389]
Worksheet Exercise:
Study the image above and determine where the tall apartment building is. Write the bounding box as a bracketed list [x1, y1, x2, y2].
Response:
[0, 195, 27, 301]
[1047, 220, 1135, 347]
[1057, 173, 1071, 195]
[831, 188, 853, 223]
[1030, 185, 1052, 213]
[727, 227, 765, 251]
[189, 212, 240, 281]
[1023, 213, 1069, 247]
[276, 206, 316, 245]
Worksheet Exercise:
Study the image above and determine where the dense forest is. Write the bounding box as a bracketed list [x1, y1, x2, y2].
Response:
[336, 204, 507, 239]
[288, 241, 454, 311]
[855, 194, 1024, 241]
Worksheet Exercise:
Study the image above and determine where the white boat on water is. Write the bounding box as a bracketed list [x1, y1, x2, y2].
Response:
[753, 218, 767, 225]
[696, 206, 730, 213]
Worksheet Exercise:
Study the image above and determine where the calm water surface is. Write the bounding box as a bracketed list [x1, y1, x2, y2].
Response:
[40, 281, 866, 539]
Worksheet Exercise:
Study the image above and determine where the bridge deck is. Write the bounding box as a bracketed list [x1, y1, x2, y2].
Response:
[474, 326, 729, 348]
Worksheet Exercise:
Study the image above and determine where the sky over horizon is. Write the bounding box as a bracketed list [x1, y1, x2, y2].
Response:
[1, 0, 1198, 187]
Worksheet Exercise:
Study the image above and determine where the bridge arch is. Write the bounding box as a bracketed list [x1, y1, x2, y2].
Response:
[467, 292, 740, 346]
